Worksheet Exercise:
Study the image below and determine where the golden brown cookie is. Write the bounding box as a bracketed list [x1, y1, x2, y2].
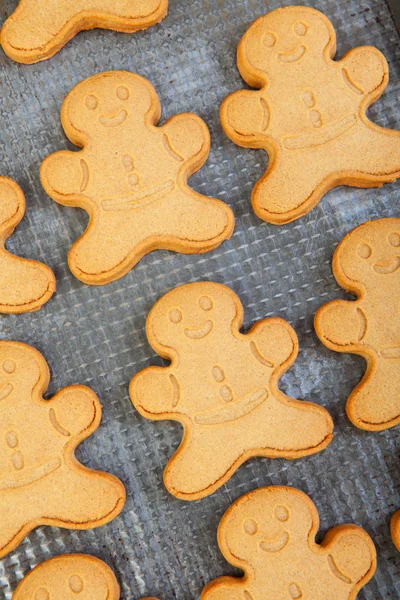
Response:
[202, 486, 376, 600]
[0, 341, 126, 559]
[315, 218, 400, 431]
[0, 177, 55, 313]
[130, 282, 333, 500]
[391, 510, 400, 552]
[220, 6, 400, 224]
[1, 0, 168, 64]
[41, 71, 234, 285]
[13, 554, 120, 599]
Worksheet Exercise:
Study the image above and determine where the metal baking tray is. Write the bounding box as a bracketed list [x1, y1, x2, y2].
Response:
[0, 0, 399, 598]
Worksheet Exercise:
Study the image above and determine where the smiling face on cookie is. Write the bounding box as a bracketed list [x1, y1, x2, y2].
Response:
[147, 282, 240, 351]
[13, 555, 119, 600]
[336, 218, 400, 285]
[220, 488, 314, 565]
[64, 72, 158, 137]
[241, 7, 333, 80]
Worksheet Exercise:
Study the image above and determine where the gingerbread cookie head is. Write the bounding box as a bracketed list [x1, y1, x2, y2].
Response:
[0, 342, 47, 401]
[13, 554, 120, 599]
[63, 72, 158, 140]
[333, 218, 400, 289]
[239, 7, 335, 85]
[146, 282, 241, 353]
[219, 486, 315, 566]
[203, 487, 376, 600]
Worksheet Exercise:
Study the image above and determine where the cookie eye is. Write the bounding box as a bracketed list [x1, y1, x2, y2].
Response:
[294, 22, 308, 36]
[198, 296, 213, 311]
[35, 589, 50, 600]
[275, 505, 289, 522]
[169, 308, 183, 324]
[117, 85, 130, 101]
[263, 32, 276, 48]
[243, 518, 258, 535]
[389, 233, 400, 248]
[357, 244, 372, 259]
[69, 575, 84, 593]
[3, 359, 15, 374]
[85, 94, 98, 110]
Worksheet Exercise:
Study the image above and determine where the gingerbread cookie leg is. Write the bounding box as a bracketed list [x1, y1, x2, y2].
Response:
[252, 149, 335, 224]
[0, 178, 55, 313]
[1, 0, 168, 64]
[36, 466, 126, 528]
[347, 359, 400, 430]
[343, 121, 400, 185]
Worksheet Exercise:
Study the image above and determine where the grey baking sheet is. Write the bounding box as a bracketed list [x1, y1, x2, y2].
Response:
[0, 0, 399, 598]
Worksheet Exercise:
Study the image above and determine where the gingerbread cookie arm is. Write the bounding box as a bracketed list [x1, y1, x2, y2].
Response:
[339, 46, 388, 100]
[247, 317, 298, 371]
[321, 524, 376, 593]
[161, 113, 210, 170]
[315, 300, 368, 352]
[47, 385, 100, 440]
[41, 150, 90, 207]
[131, 366, 183, 420]
[221, 90, 270, 147]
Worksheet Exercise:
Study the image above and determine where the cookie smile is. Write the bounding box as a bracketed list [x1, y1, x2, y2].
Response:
[0, 457, 61, 490]
[184, 320, 213, 339]
[99, 109, 128, 127]
[278, 45, 306, 63]
[259, 531, 289, 552]
[0, 383, 13, 401]
[373, 257, 400, 274]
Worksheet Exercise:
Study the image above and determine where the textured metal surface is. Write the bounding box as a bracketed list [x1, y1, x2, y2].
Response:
[0, 0, 399, 598]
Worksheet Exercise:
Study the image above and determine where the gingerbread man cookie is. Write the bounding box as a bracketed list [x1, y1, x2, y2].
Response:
[391, 510, 400, 552]
[0, 177, 55, 313]
[202, 486, 376, 600]
[0, 341, 125, 559]
[13, 554, 120, 599]
[221, 6, 400, 224]
[130, 282, 333, 500]
[315, 218, 400, 431]
[1, 0, 168, 64]
[41, 72, 234, 285]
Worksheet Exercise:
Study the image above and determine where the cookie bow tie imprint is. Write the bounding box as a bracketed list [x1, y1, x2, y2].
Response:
[221, 6, 400, 224]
